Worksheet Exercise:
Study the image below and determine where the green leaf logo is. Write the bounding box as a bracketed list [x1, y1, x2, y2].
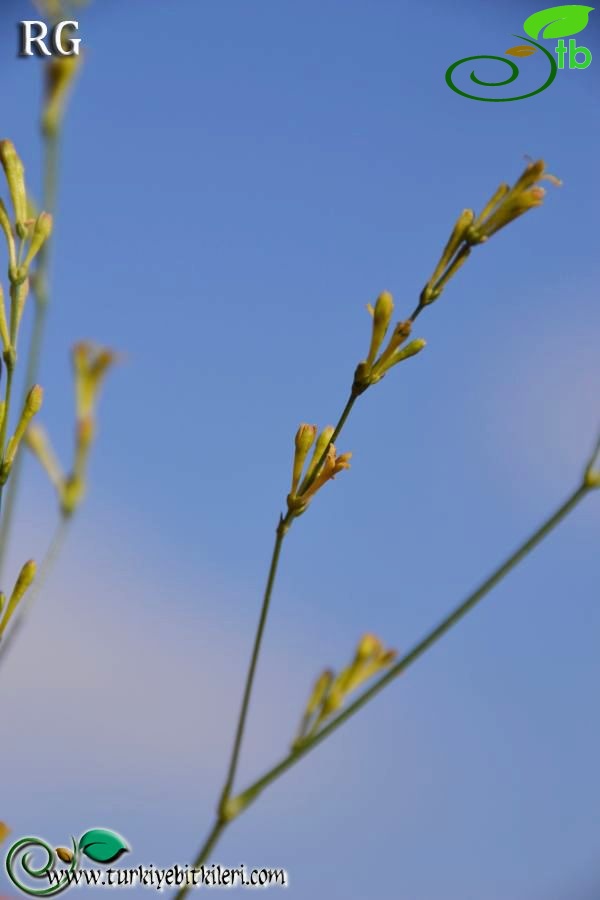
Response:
[523, 5, 594, 39]
[78, 829, 129, 864]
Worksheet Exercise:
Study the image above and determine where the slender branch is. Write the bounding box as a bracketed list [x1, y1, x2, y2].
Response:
[217, 512, 291, 811]
[175, 480, 591, 897]
[235, 482, 590, 808]
[216, 391, 359, 813]
[0, 360, 15, 516]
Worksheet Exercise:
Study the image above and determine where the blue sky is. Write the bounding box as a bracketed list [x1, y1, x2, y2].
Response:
[1, 1, 599, 898]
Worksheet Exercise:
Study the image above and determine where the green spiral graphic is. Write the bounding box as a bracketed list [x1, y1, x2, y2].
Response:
[445, 36, 557, 101]
[5, 836, 78, 896]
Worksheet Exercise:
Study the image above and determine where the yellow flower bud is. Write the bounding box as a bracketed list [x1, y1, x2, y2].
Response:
[0, 559, 36, 638]
[356, 633, 383, 662]
[474, 160, 560, 240]
[291, 423, 317, 494]
[43, 54, 81, 137]
[1, 385, 44, 484]
[306, 669, 334, 717]
[321, 682, 344, 718]
[372, 337, 426, 380]
[302, 426, 335, 488]
[0, 284, 10, 352]
[366, 291, 394, 367]
[0, 199, 16, 268]
[426, 209, 475, 295]
[21, 212, 53, 271]
[25, 384, 44, 416]
[25, 423, 65, 493]
[0, 140, 27, 236]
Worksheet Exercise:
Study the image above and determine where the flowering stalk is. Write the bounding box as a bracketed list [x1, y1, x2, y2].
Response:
[177, 445, 598, 897]
[179, 160, 570, 891]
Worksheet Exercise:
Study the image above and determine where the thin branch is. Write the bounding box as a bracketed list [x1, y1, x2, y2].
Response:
[174, 480, 592, 898]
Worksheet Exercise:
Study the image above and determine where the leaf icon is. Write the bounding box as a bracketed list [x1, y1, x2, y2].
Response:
[56, 846, 74, 863]
[523, 4, 594, 39]
[506, 44, 538, 56]
[78, 828, 129, 864]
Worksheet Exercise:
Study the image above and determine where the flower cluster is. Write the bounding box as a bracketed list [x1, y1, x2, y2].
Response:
[286, 424, 352, 518]
[420, 159, 560, 308]
[293, 633, 397, 748]
[353, 291, 426, 394]
[26, 342, 116, 517]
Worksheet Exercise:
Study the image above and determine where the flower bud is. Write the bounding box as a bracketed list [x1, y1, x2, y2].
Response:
[43, 54, 81, 137]
[306, 669, 334, 717]
[0, 285, 10, 352]
[356, 633, 383, 662]
[25, 384, 44, 416]
[0, 385, 44, 483]
[0, 559, 36, 638]
[302, 426, 335, 488]
[21, 212, 53, 271]
[366, 291, 394, 367]
[291, 423, 316, 494]
[0, 140, 27, 235]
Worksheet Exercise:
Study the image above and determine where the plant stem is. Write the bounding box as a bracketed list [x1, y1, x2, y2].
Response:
[175, 481, 590, 897]
[0, 363, 15, 516]
[217, 391, 359, 814]
[236, 482, 590, 806]
[0, 129, 59, 578]
[218, 511, 292, 812]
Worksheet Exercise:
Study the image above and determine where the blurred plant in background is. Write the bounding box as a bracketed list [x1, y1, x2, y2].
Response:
[0, 3, 113, 673]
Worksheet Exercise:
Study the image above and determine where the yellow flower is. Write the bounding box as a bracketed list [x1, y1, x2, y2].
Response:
[301, 445, 352, 501]
[293, 633, 396, 748]
[469, 160, 561, 242]
[0, 560, 37, 639]
[354, 304, 426, 393]
[287, 425, 351, 517]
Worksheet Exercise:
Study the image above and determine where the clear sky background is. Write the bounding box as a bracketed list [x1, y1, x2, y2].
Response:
[1, 1, 599, 898]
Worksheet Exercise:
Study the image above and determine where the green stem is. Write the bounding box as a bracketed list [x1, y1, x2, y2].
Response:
[236, 483, 590, 808]
[0, 129, 59, 578]
[217, 512, 292, 812]
[174, 820, 226, 898]
[175, 481, 590, 895]
[217, 391, 359, 814]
